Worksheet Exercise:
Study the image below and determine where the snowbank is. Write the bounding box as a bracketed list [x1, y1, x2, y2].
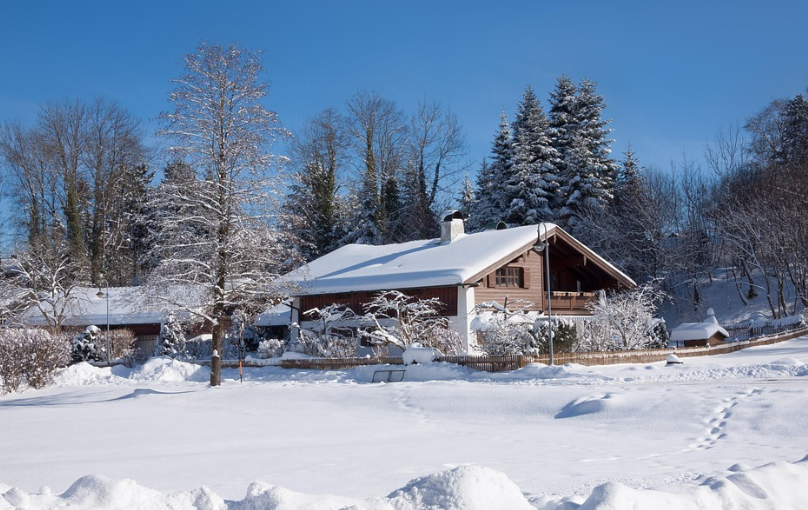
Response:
[2, 458, 808, 510]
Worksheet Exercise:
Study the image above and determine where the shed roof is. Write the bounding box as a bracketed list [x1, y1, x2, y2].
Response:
[670, 322, 730, 342]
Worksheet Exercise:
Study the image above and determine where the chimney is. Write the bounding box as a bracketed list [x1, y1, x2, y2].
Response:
[440, 210, 465, 243]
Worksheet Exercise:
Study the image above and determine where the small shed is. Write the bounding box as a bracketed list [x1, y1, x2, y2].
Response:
[670, 308, 729, 347]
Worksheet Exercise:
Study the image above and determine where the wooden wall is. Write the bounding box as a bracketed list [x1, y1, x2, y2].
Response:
[474, 248, 545, 311]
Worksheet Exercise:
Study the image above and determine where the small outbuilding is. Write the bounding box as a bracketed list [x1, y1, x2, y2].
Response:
[669, 308, 729, 347]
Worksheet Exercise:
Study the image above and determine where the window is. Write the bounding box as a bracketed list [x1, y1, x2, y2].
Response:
[495, 267, 523, 287]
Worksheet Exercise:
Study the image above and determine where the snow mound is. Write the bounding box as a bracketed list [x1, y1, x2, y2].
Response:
[130, 358, 209, 383]
[376, 465, 534, 510]
[52, 363, 124, 386]
[60, 475, 171, 509]
[575, 458, 808, 510]
[3, 458, 808, 510]
[238, 481, 358, 510]
[556, 393, 621, 419]
[402, 345, 441, 365]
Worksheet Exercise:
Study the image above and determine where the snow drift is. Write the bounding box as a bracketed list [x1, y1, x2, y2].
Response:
[2, 458, 808, 510]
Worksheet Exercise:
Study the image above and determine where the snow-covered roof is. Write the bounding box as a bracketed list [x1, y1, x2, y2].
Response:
[670, 322, 730, 342]
[20, 285, 207, 327]
[254, 301, 293, 327]
[285, 223, 635, 296]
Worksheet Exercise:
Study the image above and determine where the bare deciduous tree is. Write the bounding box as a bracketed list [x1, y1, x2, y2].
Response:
[156, 41, 292, 386]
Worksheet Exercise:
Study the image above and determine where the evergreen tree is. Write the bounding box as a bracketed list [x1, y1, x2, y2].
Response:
[344, 92, 406, 245]
[286, 109, 348, 260]
[780, 93, 808, 167]
[504, 86, 560, 225]
[550, 77, 618, 232]
[120, 163, 154, 285]
[470, 113, 513, 231]
[457, 174, 475, 221]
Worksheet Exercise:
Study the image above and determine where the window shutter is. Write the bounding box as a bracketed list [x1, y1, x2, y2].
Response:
[522, 267, 531, 289]
[486, 273, 493, 287]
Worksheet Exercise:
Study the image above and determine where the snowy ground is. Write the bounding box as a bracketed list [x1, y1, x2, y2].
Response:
[2, 338, 808, 509]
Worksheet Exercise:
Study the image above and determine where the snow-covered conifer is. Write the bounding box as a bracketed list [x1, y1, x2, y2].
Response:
[504, 86, 560, 225]
[550, 77, 618, 232]
[469, 113, 513, 231]
[156, 312, 187, 359]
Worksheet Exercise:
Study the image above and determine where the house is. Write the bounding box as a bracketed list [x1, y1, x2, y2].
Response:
[669, 308, 730, 347]
[18, 285, 208, 354]
[285, 211, 636, 353]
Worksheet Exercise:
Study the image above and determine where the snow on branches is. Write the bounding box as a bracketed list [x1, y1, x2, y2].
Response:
[583, 284, 664, 351]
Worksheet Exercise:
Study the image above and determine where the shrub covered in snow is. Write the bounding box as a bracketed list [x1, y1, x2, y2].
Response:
[583, 284, 665, 351]
[154, 312, 187, 360]
[534, 318, 578, 354]
[360, 290, 461, 354]
[71, 325, 105, 363]
[0, 328, 71, 394]
[256, 338, 285, 359]
[474, 300, 538, 355]
[72, 326, 137, 365]
[295, 328, 357, 358]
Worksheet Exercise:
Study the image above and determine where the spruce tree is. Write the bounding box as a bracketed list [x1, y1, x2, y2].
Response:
[285, 109, 348, 260]
[504, 86, 560, 226]
[470, 113, 513, 231]
[550, 77, 618, 232]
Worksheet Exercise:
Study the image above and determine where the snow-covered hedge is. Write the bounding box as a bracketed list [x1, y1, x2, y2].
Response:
[0, 328, 71, 394]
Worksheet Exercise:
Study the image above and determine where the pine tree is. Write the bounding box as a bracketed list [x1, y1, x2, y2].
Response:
[457, 174, 475, 221]
[504, 86, 560, 226]
[344, 92, 406, 245]
[470, 113, 513, 231]
[550, 77, 618, 232]
[286, 109, 348, 260]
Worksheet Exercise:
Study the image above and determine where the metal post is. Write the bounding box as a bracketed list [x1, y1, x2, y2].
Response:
[542, 224, 554, 366]
[96, 280, 111, 366]
[533, 224, 554, 365]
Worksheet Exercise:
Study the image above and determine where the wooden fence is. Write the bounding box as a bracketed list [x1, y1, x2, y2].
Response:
[256, 325, 808, 373]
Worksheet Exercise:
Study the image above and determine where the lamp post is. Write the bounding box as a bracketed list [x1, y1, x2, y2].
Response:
[532, 223, 554, 365]
[96, 279, 111, 366]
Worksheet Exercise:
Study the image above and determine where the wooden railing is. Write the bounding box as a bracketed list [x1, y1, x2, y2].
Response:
[548, 291, 597, 313]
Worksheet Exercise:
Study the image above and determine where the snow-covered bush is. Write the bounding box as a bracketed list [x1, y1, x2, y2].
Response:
[71, 325, 105, 363]
[109, 329, 139, 367]
[582, 284, 664, 351]
[360, 291, 460, 353]
[474, 300, 538, 355]
[402, 344, 442, 365]
[72, 326, 138, 365]
[155, 312, 187, 360]
[296, 328, 357, 358]
[290, 304, 363, 357]
[0, 328, 71, 394]
[257, 338, 284, 359]
[533, 318, 578, 354]
[648, 318, 669, 349]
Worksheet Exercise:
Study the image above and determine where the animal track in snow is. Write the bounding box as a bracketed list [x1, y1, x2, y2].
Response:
[689, 388, 763, 451]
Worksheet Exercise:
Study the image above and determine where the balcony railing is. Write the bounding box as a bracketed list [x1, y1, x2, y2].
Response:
[547, 291, 597, 313]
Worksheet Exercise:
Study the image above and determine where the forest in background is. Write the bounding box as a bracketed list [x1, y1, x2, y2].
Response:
[1, 41, 807, 330]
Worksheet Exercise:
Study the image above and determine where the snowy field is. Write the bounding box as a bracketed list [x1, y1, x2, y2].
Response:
[2, 338, 808, 509]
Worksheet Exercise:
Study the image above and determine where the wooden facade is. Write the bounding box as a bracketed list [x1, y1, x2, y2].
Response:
[473, 230, 625, 315]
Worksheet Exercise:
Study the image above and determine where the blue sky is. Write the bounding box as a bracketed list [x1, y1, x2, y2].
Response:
[2, 0, 808, 175]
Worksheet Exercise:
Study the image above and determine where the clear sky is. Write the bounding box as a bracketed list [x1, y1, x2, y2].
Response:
[2, 0, 808, 175]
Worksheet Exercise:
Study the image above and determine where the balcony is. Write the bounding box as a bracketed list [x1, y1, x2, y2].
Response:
[547, 291, 598, 314]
